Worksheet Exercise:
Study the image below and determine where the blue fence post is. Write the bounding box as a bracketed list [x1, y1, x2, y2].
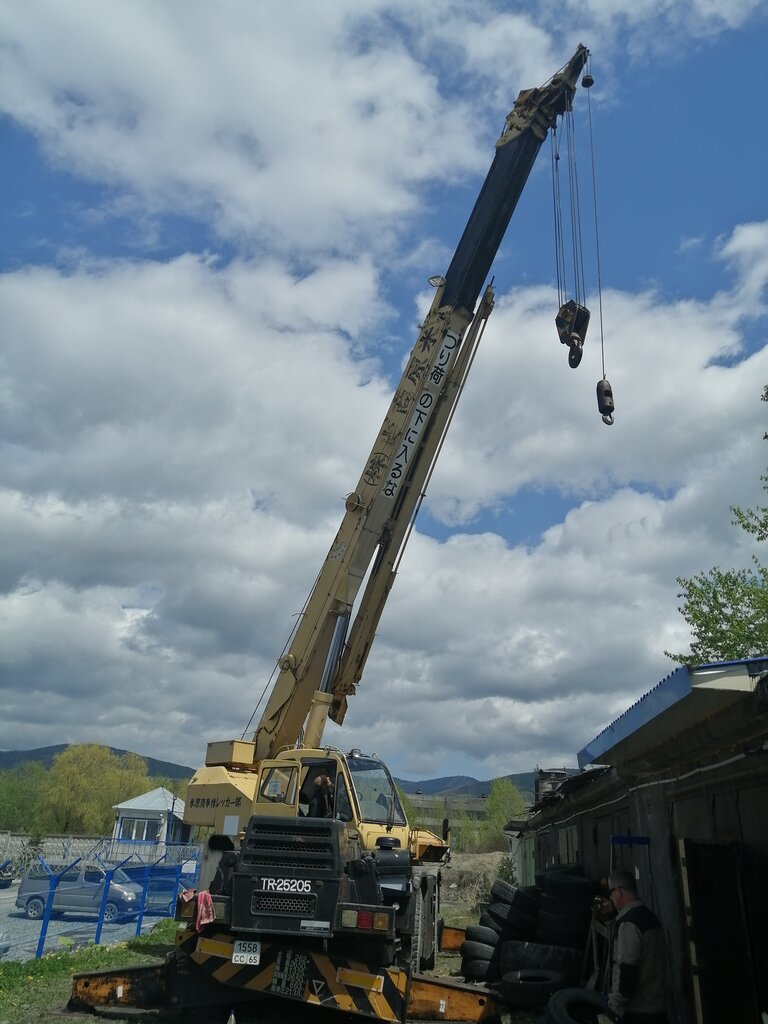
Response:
[134, 859, 152, 937]
[34, 855, 82, 960]
[94, 854, 133, 946]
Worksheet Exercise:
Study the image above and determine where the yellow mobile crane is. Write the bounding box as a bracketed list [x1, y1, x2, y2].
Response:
[71, 45, 590, 1023]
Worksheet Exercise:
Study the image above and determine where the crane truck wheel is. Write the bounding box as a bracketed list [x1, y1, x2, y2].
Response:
[408, 885, 424, 974]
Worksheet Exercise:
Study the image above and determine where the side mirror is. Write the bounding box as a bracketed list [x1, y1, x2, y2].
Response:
[442, 817, 450, 842]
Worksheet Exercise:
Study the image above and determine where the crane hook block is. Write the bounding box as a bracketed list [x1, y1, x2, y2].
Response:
[556, 300, 590, 369]
[597, 378, 615, 425]
[582, 73, 594, 88]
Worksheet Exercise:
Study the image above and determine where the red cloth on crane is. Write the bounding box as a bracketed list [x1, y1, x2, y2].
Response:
[195, 890, 215, 931]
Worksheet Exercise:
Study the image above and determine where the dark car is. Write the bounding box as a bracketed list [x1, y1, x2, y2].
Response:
[15, 863, 142, 922]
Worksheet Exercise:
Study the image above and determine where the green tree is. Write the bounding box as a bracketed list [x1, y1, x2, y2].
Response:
[476, 778, 528, 852]
[667, 386, 768, 665]
[447, 805, 474, 852]
[0, 762, 48, 831]
[38, 744, 150, 835]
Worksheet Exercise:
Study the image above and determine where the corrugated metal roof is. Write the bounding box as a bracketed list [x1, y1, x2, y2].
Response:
[577, 656, 767, 769]
[113, 786, 185, 817]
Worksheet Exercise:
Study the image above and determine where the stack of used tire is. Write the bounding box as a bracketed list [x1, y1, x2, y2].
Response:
[460, 878, 539, 982]
[459, 924, 502, 982]
[494, 867, 597, 1009]
[534, 865, 596, 952]
[461, 869, 598, 1007]
[483, 878, 540, 941]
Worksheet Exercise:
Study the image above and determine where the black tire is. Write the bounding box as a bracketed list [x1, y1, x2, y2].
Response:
[422, 877, 438, 971]
[460, 939, 497, 961]
[479, 911, 503, 933]
[409, 887, 423, 974]
[540, 893, 593, 918]
[535, 864, 583, 888]
[25, 896, 45, 920]
[103, 901, 120, 924]
[490, 878, 517, 904]
[538, 911, 590, 939]
[465, 924, 500, 947]
[535, 928, 586, 951]
[542, 872, 595, 902]
[499, 939, 582, 982]
[511, 886, 541, 915]
[488, 901, 536, 937]
[501, 968, 566, 1007]
[545, 986, 605, 1024]
[462, 957, 499, 982]
[519, 884, 543, 897]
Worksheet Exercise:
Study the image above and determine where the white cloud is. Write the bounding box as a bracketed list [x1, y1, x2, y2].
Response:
[1, 220, 765, 776]
[0, 2, 766, 783]
[0, 1, 483, 256]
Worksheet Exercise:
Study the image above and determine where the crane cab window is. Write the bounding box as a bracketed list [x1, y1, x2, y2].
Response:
[348, 755, 406, 825]
[299, 761, 335, 817]
[297, 764, 353, 821]
[334, 775, 353, 822]
[259, 765, 298, 805]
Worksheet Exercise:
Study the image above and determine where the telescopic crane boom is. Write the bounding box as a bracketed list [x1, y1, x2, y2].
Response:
[252, 43, 590, 758]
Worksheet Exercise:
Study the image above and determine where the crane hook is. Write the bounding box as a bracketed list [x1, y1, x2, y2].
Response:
[556, 300, 591, 370]
[597, 377, 615, 425]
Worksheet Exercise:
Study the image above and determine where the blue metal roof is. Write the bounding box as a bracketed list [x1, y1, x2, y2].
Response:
[577, 656, 767, 769]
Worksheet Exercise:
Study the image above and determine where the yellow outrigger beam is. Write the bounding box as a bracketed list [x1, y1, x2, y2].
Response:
[70, 926, 497, 1022]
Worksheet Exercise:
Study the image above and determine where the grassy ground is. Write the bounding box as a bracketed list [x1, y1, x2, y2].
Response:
[0, 918, 178, 1023]
[0, 854, 540, 1024]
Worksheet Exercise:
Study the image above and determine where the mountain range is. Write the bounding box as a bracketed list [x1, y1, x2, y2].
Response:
[0, 745, 540, 798]
[0, 744, 196, 780]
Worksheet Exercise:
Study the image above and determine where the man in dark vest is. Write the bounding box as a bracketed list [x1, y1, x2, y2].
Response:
[598, 869, 668, 1024]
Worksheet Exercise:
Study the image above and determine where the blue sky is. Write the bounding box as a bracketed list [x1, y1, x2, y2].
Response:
[1, 1, 766, 781]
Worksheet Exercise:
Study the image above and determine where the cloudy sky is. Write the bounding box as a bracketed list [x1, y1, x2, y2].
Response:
[1, 1, 766, 783]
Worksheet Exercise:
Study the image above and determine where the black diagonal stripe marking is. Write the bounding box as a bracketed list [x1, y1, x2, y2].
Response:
[380, 966, 406, 1014]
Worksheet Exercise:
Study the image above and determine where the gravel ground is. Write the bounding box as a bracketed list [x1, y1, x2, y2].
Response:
[0, 879, 163, 963]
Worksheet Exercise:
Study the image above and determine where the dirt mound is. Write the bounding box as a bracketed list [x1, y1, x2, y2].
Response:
[441, 851, 507, 921]
[446, 850, 506, 885]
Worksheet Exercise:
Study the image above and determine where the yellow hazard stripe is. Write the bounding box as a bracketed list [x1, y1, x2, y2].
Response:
[336, 967, 385, 993]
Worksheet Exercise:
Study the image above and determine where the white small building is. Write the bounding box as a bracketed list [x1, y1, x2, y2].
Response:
[112, 786, 190, 846]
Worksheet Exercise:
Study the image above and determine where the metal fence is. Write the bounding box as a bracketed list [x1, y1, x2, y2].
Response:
[0, 845, 200, 962]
